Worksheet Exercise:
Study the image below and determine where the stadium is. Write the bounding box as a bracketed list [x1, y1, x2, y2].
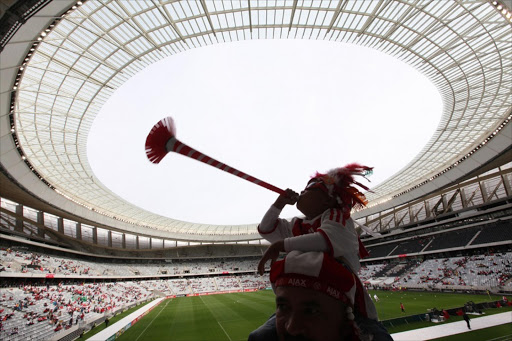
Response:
[0, 0, 511, 340]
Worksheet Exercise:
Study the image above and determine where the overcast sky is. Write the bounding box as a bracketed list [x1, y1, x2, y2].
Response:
[87, 39, 442, 226]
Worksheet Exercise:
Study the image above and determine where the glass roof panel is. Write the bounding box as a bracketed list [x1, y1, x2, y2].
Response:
[9, 0, 512, 236]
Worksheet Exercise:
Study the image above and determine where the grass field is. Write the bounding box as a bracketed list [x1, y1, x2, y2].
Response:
[366, 289, 502, 321]
[116, 291, 275, 341]
[112, 290, 508, 341]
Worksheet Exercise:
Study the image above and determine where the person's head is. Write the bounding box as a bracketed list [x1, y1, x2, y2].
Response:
[296, 179, 338, 219]
[270, 251, 361, 341]
[274, 286, 352, 341]
[296, 164, 373, 223]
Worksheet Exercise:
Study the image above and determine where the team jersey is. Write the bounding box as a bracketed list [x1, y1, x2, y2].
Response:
[258, 205, 368, 273]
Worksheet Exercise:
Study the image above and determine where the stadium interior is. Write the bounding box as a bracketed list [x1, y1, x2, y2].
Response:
[0, 0, 511, 340]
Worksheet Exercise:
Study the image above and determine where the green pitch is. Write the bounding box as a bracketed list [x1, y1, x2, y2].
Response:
[366, 289, 502, 321]
[116, 291, 276, 341]
[115, 290, 505, 341]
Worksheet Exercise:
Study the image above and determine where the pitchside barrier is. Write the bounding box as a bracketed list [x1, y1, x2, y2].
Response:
[381, 300, 507, 329]
[86, 297, 165, 341]
[48, 297, 156, 341]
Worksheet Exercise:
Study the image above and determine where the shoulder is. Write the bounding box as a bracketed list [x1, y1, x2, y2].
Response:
[355, 317, 393, 341]
[248, 314, 278, 341]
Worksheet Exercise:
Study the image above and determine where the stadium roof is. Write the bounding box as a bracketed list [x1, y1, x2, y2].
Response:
[1, 0, 511, 240]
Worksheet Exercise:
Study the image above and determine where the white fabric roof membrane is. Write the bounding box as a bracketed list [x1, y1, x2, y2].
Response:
[3, 0, 512, 238]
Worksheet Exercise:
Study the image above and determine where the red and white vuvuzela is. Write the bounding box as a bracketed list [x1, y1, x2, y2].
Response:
[145, 116, 285, 195]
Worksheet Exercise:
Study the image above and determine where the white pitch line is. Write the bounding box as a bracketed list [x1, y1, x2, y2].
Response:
[135, 299, 171, 341]
[218, 321, 233, 341]
[199, 295, 233, 341]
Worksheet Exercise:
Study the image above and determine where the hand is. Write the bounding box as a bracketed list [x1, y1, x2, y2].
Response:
[258, 240, 285, 275]
[273, 189, 299, 209]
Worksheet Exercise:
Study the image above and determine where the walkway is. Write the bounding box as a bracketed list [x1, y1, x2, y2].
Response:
[391, 312, 512, 340]
[88, 297, 165, 341]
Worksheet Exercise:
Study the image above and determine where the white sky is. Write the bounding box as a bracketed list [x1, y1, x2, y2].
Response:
[87, 39, 442, 226]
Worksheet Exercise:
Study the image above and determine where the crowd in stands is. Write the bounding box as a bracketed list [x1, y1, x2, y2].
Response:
[0, 276, 268, 340]
[358, 263, 388, 282]
[391, 253, 512, 290]
[0, 279, 154, 341]
[2, 248, 511, 292]
[1, 246, 511, 340]
[0, 248, 258, 277]
[0, 246, 272, 341]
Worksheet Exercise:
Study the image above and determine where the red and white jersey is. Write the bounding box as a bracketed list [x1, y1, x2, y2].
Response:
[258, 206, 366, 273]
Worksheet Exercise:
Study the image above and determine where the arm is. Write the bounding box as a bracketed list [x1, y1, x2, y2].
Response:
[279, 209, 353, 257]
[248, 314, 278, 341]
[355, 317, 393, 341]
[318, 214, 361, 272]
[257, 189, 299, 275]
[258, 240, 284, 275]
[258, 189, 298, 243]
[258, 228, 330, 276]
[263, 210, 362, 273]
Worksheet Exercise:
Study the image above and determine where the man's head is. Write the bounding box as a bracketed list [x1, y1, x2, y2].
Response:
[274, 286, 352, 341]
[270, 251, 360, 341]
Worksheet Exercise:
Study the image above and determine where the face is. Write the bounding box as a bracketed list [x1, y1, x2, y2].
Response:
[275, 286, 351, 341]
[296, 181, 337, 219]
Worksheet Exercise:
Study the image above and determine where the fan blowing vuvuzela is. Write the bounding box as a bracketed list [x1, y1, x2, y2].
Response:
[145, 116, 285, 194]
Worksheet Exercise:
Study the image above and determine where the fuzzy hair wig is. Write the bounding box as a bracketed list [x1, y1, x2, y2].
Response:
[308, 163, 373, 224]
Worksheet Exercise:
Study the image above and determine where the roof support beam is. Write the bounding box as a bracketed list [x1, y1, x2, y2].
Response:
[152, 0, 189, 47]
[199, 0, 217, 37]
[288, 0, 299, 32]
[248, 0, 253, 33]
[356, 0, 391, 38]
[327, 0, 348, 33]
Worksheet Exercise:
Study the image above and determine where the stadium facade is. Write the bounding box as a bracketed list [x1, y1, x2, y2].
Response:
[0, 2, 511, 340]
[0, 0, 511, 254]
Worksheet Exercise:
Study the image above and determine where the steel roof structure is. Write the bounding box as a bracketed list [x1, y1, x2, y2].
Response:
[1, 0, 511, 241]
